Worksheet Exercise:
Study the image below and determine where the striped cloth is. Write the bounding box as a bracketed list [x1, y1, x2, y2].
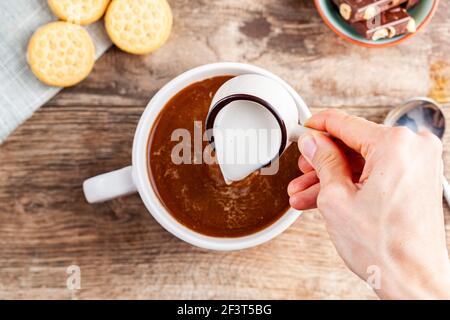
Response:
[0, 0, 111, 144]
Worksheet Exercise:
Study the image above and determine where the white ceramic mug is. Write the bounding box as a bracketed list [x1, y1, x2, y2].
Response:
[83, 62, 311, 251]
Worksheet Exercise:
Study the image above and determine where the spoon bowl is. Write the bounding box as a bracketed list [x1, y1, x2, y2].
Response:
[384, 97, 446, 139]
[384, 97, 449, 205]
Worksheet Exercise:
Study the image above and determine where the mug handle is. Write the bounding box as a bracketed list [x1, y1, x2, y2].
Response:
[290, 124, 329, 142]
[83, 166, 138, 203]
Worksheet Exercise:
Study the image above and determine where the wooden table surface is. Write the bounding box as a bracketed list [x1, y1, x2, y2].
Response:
[1, 0, 450, 299]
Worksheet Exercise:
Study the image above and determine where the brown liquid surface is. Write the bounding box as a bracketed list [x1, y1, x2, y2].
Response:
[148, 76, 300, 237]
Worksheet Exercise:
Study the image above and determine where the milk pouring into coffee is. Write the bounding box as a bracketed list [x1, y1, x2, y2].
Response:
[206, 74, 315, 184]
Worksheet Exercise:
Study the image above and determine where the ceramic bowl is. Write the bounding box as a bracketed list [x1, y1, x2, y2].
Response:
[314, 0, 439, 48]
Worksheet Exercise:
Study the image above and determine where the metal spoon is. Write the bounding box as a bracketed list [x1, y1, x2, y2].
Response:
[384, 97, 449, 205]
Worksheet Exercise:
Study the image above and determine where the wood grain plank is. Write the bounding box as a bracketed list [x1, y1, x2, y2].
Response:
[0, 0, 449, 299]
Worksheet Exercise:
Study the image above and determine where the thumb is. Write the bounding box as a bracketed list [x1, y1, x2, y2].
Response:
[298, 133, 354, 189]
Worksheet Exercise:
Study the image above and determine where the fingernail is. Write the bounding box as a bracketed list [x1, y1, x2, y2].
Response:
[299, 134, 317, 161]
[287, 182, 296, 197]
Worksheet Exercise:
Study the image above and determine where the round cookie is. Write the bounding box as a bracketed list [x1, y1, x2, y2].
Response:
[47, 0, 111, 25]
[105, 0, 172, 55]
[27, 21, 95, 87]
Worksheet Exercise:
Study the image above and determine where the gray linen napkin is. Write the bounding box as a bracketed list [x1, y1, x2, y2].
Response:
[0, 0, 111, 143]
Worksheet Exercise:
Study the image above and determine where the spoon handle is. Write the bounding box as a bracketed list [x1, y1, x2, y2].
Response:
[442, 176, 450, 207]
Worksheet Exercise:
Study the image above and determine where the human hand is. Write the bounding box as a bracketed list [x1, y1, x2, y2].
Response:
[288, 110, 450, 299]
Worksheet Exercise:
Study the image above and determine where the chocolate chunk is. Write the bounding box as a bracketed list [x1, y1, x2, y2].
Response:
[351, 7, 416, 40]
[332, 0, 408, 22]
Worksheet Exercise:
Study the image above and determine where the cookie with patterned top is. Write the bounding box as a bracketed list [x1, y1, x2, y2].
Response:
[27, 21, 95, 87]
[105, 0, 172, 55]
[48, 0, 111, 25]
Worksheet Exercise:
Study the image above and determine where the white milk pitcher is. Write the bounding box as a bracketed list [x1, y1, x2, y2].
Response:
[205, 74, 320, 184]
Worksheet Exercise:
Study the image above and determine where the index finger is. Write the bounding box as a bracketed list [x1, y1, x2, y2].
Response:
[305, 110, 384, 157]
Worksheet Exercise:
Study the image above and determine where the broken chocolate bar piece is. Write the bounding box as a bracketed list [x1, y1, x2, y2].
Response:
[351, 7, 416, 40]
[332, 0, 408, 22]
